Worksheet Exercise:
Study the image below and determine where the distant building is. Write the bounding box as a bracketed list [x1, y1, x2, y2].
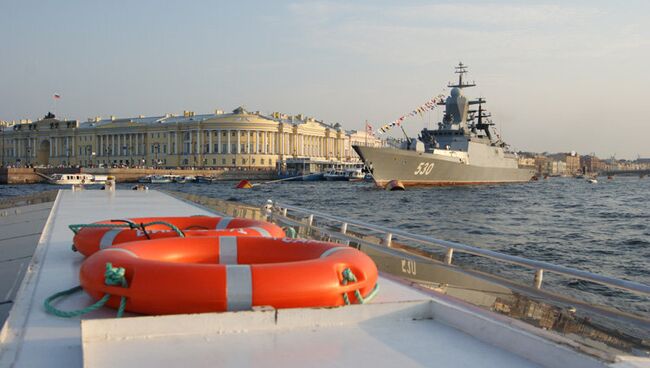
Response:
[344, 130, 383, 161]
[1, 108, 364, 169]
[580, 155, 607, 173]
[565, 153, 580, 175]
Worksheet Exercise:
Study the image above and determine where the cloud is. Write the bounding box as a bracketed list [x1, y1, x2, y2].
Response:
[285, 2, 645, 65]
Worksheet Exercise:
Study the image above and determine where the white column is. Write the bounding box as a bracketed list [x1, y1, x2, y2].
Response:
[227, 130, 231, 154]
[208, 130, 213, 154]
[49, 137, 53, 156]
[237, 130, 241, 154]
[197, 129, 201, 155]
[246, 131, 250, 154]
[217, 130, 222, 154]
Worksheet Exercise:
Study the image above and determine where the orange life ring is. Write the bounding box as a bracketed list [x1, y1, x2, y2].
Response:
[72, 216, 285, 257]
[79, 237, 378, 315]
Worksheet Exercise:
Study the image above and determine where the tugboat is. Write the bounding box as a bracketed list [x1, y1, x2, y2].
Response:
[353, 63, 535, 187]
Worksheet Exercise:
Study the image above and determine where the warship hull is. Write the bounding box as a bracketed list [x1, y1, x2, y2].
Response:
[354, 146, 535, 187]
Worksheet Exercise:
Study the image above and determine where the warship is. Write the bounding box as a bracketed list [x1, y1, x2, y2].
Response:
[354, 63, 535, 187]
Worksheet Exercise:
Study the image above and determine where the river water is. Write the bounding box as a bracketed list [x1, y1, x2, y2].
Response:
[2, 177, 648, 315]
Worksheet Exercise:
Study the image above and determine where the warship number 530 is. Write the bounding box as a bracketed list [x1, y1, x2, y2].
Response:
[354, 63, 535, 187]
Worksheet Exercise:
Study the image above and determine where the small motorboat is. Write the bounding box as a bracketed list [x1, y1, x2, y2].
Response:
[196, 175, 218, 183]
[150, 175, 172, 184]
[324, 169, 348, 181]
[346, 168, 365, 182]
[137, 175, 152, 183]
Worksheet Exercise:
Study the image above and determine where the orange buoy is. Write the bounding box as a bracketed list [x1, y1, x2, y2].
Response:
[80, 237, 379, 315]
[235, 179, 254, 189]
[385, 180, 405, 191]
[71, 216, 285, 257]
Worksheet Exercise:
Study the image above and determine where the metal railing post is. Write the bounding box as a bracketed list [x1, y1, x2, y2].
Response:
[307, 214, 314, 227]
[382, 233, 392, 247]
[340, 222, 348, 234]
[444, 248, 454, 265]
[282, 208, 287, 217]
[534, 269, 544, 289]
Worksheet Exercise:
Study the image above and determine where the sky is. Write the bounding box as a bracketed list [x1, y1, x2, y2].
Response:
[1, 0, 649, 159]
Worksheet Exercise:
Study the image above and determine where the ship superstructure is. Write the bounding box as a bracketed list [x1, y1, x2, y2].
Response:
[354, 63, 535, 187]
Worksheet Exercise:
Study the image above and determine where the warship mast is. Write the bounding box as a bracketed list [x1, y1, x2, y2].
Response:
[448, 62, 476, 89]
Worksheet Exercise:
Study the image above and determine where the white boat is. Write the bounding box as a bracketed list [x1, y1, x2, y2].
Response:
[587, 178, 598, 184]
[47, 173, 106, 185]
[196, 175, 218, 183]
[1, 190, 648, 368]
[345, 168, 365, 182]
[323, 169, 349, 181]
[137, 175, 152, 183]
[150, 175, 172, 184]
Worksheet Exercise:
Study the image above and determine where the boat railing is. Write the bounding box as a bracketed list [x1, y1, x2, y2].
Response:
[272, 201, 650, 297]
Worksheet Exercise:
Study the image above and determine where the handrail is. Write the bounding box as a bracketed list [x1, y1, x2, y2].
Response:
[274, 201, 650, 296]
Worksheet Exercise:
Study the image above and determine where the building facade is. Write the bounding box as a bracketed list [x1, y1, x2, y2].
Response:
[1, 107, 382, 169]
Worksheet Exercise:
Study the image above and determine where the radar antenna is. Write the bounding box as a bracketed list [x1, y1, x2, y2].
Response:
[448, 62, 476, 89]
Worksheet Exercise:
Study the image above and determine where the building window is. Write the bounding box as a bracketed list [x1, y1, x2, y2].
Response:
[163, 144, 167, 154]
[213, 143, 219, 153]
[204, 144, 209, 153]
[231, 144, 237, 153]
[231, 158, 236, 165]
[183, 159, 188, 165]
[252, 158, 255, 164]
[261, 159, 265, 165]
[212, 158, 216, 164]
[222, 158, 226, 165]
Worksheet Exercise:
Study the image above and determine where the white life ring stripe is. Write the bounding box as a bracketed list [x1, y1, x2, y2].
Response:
[99, 229, 122, 249]
[216, 217, 233, 230]
[226, 265, 252, 311]
[218, 236, 238, 264]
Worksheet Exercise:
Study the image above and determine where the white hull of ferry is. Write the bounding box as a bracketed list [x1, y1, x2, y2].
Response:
[47, 174, 107, 185]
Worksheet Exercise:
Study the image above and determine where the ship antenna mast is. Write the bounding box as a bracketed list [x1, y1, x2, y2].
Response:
[448, 62, 476, 89]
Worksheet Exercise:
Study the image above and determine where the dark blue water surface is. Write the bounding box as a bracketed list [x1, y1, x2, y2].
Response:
[2, 177, 648, 314]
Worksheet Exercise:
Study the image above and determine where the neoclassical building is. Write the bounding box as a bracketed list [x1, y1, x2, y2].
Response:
[1, 107, 383, 169]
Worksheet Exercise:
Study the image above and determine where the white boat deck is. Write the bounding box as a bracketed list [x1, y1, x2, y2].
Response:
[0, 190, 637, 367]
